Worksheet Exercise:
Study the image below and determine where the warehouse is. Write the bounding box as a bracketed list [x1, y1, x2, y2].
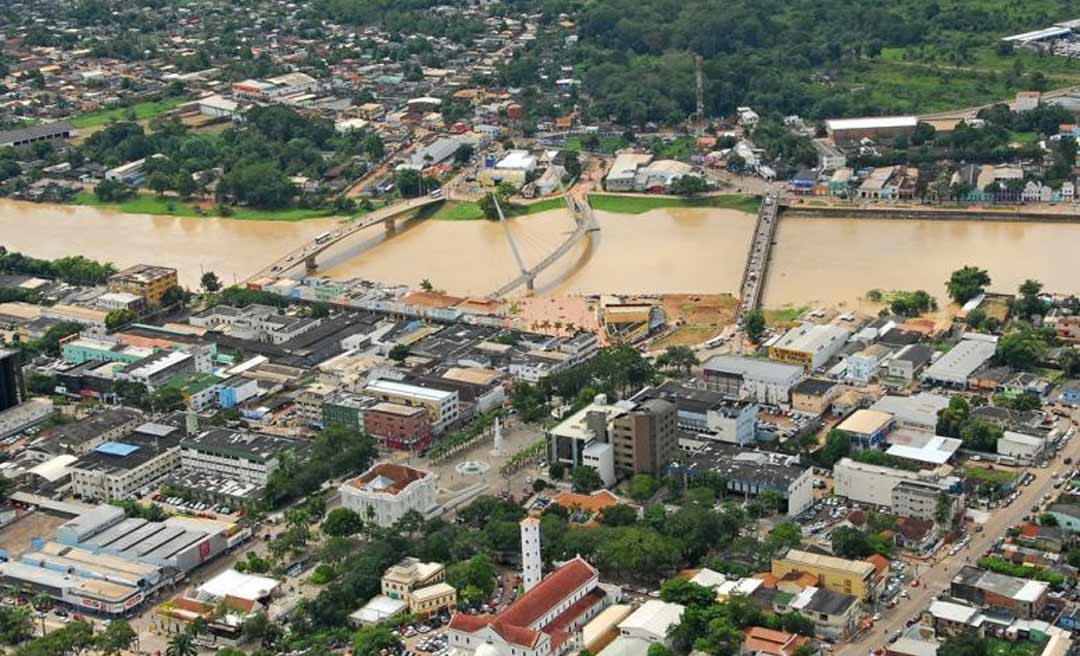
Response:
[825, 116, 918, 143]
[997, 431, 1046, 464]
[701, 355, 804, 405]
[768, 323, 851, 370]
[923, 335, 998, 387]
[870, 393, 950, 433]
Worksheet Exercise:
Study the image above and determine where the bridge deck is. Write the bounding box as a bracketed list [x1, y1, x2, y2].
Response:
[247, 196, 442, 281]
[736, 192, 779, 325]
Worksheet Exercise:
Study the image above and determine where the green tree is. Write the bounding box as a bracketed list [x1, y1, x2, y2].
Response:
[996, 325, 1047, 370]
[817, 429, 851, 467]
[201, 271, 222, 293]
[947, 266, 991, 305]
[548, 461, 566, 480]
[627, 474, 658, 502]
[659, 578, 716, 608]
[746, 309, 766, 342]
[395, 169, 424, 197]
[351, 626, 402, 656]
[599, 504, 638, 526]
[105, 308, 136, 331]
[161, 285, 187, 307]
[388, 343, 410, 362]
[668, 174, 708, 196]
[148, 172, 172, 196]
[165, 632, 197, 656]
[96, 619, 137, 656]
[572, 466, 604, 492]
[938, 631, 989, 656]
[831, 526, 873, 558]
[322, 507, 364, 537]
[446, 554, 497, 599]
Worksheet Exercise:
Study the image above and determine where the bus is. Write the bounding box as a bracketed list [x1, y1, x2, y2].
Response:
[314, 232, 332, 245]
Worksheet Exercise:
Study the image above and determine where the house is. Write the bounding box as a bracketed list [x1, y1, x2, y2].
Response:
[740, 627, 809, 656]
[1046, 504, 1080, 532]
[886, 344, 934, 382]
[926, 600, 981, 637]
[789, 587, 860, 640]
[997, 431, 1045, 464]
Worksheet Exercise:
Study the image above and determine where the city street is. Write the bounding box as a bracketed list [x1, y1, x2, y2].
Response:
[838, 415, 1080, 656]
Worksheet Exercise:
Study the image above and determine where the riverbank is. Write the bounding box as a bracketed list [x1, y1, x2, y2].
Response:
[783, 202, 1080, 223]
[588, 193, 760, 215]
[69, 192, 350, 222]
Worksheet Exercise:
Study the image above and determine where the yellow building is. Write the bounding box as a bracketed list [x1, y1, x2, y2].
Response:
[408, 582, 457, 617]
[108, 264, 178, 307]
[768, 323, 851, 370]
[772, 550, 877, 601]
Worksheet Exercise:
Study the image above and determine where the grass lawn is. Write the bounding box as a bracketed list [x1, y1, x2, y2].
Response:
[429, 197, 569, 221]
[70, 191, 340, 221]
[588, 193, 760, 215]
[988, 639, 1043, 656]
[1009, 131, 1039, 144]
[653, 324, 723, 349]
[655, 137, 697, 161]
[764, 305, 809, 323]
[963, 465, 1018, 484]
[71, 96, 192, 129]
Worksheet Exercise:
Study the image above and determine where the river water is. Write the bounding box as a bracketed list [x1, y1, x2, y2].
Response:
[1, 199, 1078, 307]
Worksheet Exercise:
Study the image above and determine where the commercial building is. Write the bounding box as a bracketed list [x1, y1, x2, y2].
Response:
[0, 348, 25, 412]
[297, 382, 336, 426]
[847, 344, 892, 383]
[673, 442, 814, 517]
[179, 428, 304, 488]
[951, 566, 1048, 619]
[923, 335, 999, 386]
[870, 393, 951, 433]
[190, 304, 321, 345]
[835, 409, 895, 447]
[447, 556, 617, 656]
[61, 337, 154, 366]
[791, 378, 841, 416]
[768, 323, 851, 370]
[633, 382, 758, 445]
[997, 431, 1046, 464]
[702, 355, 804, 405]
[886, 344, 934, 381]
[380, 557, 457, 618]
[108, 264, 178, 307]
[340, 463, 438, 527]
[772, 550, 878, 601]
[44, 408, 144, 455]
[155, 569, 280, 644]
[68, 427, 183, 501]
[364, 402, 433, 453]
[609, 398, 678, 476]
[365, 378, 459, 435]
[833, 458, 960, 520]
[119, 350, 196, 389]
[604, 153, 654, 192]
[825, 116, 918, 142]
[322, 392, 378, 431]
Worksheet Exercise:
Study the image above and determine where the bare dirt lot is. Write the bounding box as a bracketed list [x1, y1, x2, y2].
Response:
[0, 510, 69, 558]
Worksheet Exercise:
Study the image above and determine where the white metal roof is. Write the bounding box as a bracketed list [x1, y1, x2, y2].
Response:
[826, 116, 918, 131]
[198, 569, 280, 601]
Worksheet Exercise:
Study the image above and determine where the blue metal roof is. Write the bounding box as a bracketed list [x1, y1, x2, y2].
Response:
[94, 442, 140, 457]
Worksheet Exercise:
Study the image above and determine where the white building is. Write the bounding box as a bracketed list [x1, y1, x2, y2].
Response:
[179, 428, 303, 487]
[997, 431, 1046, 464]
[833, 458, 957, 517]
[68, 430, 182, 501]
[340, 463, 438, 527]
[545, 395, 626, 488]
[870, 393, 951, 433]
[521, 517, 542, 592]
[604, 153, 653, 192]
[702, 355, 804, 405]
[923, 334, 998, 386]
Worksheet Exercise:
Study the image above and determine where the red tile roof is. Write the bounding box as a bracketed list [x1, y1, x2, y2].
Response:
[448, 557, 599, 648]
[743, 627, 809, 656]
[865, 554, 890, 575]
[348, 463, 430, 495]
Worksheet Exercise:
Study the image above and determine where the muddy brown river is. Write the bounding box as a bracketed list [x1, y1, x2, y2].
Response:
[1, 199, 1077, 308]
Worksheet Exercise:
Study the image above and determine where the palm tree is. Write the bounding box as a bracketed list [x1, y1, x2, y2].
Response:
[167, 632, 197, 656]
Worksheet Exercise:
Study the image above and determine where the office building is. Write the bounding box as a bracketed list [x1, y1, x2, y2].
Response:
[0, 349, 24, 412]
[108, 264, 178, 307]
[833, 458, 960, 520]
[610, 398, 677, 475]
[179, 428, 305, 487]
[364, 402, 433, 453]
[546, 394, 625, 487]
[673, 442, 814, 517]
[340, 463, 438, 527]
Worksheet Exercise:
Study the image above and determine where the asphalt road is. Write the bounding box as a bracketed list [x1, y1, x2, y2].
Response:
[837, 418, 1080, 656]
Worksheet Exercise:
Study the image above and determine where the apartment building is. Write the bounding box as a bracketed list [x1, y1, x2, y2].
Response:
[108, 264, 178, 307]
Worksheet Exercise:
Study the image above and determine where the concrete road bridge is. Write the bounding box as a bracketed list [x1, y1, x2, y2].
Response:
[246, 195, 443, 282]
[735, 192, 779, 326]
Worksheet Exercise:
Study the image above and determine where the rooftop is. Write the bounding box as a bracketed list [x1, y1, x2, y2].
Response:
[778, 549, 876, 577]
[703, 355, 804, 384]
[836, 409, 894, 436]
[346, 463, 434, 496]
[181, 428, 305, 464]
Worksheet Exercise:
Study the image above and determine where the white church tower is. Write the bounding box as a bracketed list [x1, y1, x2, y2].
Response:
[520, 516, 542, 592]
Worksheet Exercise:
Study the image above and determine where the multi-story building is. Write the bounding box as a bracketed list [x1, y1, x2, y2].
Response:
[768, 323, 851, 370]
[365, 379, 459, 435]
[790, 378, 841, 416]
[190, 304, 321, 345]
[633, 382, 758, 445]
[381, 557, 457, 618]
[179, 429, 304, 487]
[44, 408, 143, 455]
[772, 550, 878, 601]
[833, 458, 961, 519]
[0, 349, 24, 412]
[870, 393, 951, 433]
[835, 409, 894, 448]
[610, 398, 678, 476]
[119, 351, 196, 390]
[789, 587, 860, 640]
[950, 566, 1048, 619]
[846, 344, 891, 384]
[108, 264, 178, 307]
[702, 355, 804, 405]
[297, 382, 337, 427]
[68, 428, 183, 501]
[340, 463, 438, 527]
[546, 394, 625, 488]
[61, 337, 154, 366]
[322, 392, 378, 431]
[673, 443, 814, 517]
[364, 402, 433, 453]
